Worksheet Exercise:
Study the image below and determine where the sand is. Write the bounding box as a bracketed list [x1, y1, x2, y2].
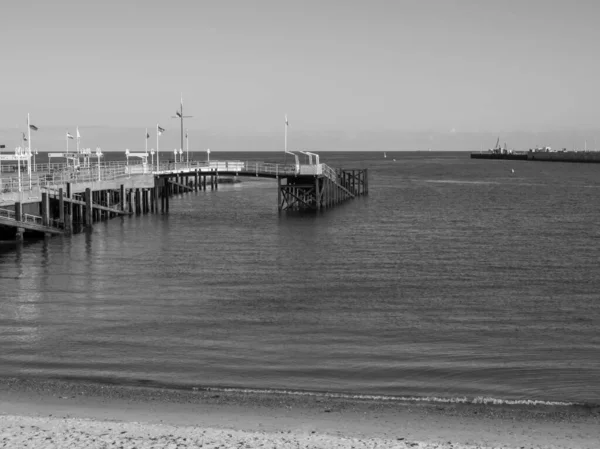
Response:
[0, 378, 598, 448]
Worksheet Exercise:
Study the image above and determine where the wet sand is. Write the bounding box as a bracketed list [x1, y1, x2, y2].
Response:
[0, 378, 598, 448]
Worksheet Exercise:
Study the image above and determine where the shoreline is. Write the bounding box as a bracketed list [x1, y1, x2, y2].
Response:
[1, 378, 599, 448]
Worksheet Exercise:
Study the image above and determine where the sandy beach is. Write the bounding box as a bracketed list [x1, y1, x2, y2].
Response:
[0, 379, 598, 448]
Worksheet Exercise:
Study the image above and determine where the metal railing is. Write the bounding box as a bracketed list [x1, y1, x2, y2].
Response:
[0, 207, 16, 220]
[0, 207, 62, 229]
[0, 161, 137, 193]
[321, 163, 338, 182]
[1, 159, 342, 194]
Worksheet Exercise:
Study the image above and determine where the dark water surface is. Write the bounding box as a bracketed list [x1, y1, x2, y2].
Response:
[1, 151, 599, 405]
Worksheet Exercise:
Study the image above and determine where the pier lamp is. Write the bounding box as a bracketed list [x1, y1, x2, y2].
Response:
[125, 149, 130, 178]
[173, 148, 178, 165]
[150, 149, 155, 171]
[207, 148, 210, 163]
[179, 148, 183, 166]
[15, 146, 23, 193]
[96, 147, 102, 181]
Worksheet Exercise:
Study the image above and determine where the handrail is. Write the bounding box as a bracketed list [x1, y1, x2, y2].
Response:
[0, 207, 62, 229]
[0, 208, 16, 220]
[1, 159, 341, 194]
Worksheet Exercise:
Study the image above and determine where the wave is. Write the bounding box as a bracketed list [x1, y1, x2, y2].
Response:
[204, 387, 577, 407]
[3, 375, 593, 409]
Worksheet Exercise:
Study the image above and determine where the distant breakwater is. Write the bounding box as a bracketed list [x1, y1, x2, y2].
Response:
[471, 150, 600, 163]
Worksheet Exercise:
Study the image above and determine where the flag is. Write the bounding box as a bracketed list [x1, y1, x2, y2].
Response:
[146, 132, 150, 139]
[67, 132, 74, 139]
[22, 132, 28, 141]
[76, 128, 81, 139]
[285, 116, 289, 126]
[29, 124, 38, 131]
[185, 131, 188, 139]
[176, 111, 182, 118]
[157, 125, 165, 136]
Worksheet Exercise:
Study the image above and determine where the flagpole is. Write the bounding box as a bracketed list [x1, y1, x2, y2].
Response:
[284, 114, 288, 163]
[180, 94, 183, 156]
[284, 114, 288, 152]
[27, 113, 32, 182]
[17, 147, 21, 193]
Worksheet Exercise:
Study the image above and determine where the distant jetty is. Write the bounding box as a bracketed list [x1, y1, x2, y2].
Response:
[471, 148, 600, 163]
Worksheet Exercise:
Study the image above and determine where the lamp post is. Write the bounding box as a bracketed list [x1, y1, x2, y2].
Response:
[179, 149, 183, 168]
[16, 146, 22, 192]
[125, 149, 130, 178]
[33, 149, 38, 172]
[26, 146, 32, 190]
[185, 129, 189, 169]
[173, 148, 178, 167]
[96, 147, 102, 181]
[150, 149, 155, 171]
[207, 148, 210, 164]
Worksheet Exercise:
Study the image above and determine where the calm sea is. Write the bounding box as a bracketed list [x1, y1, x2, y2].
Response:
[1, 151, 599, 405]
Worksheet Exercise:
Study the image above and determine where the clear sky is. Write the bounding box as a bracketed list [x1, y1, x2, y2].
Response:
[1, 0, 600, 150]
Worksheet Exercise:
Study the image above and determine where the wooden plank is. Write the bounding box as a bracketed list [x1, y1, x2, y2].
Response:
[48, 194, 129, 215]
[0, 216, 62, 234]
[167, 179, 193, 191]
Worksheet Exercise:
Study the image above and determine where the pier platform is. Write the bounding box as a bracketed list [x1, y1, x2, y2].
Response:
[0, 157, 368, 241]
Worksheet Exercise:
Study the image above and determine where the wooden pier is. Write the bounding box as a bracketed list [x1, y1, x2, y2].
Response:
[0, 158, 368, 241]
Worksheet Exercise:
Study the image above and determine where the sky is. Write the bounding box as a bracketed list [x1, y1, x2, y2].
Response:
[1, 0, 600, 151]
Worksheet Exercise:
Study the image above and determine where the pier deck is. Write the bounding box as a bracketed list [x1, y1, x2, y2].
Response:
[0, 158, 368, 240]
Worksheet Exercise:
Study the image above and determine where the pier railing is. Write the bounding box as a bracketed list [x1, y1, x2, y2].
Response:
[0, 206, 63, 230]
[0, 207, 16, 220]
[1, 159, 343, 195]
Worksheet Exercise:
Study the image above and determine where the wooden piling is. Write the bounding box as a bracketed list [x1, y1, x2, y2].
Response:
[65, 183, 72, 234]
[59, 188, 64, 222]
[85, 188, 93, 228]
[277, 177, 282, 211]
[41, 192, 49, 226]
[120, 184, 125, 212]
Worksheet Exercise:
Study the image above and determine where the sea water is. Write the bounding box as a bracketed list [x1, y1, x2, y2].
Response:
[1, 151, 599, 405]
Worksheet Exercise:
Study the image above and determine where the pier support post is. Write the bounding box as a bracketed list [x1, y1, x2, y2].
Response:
[127, 189, 133, 214]
[165, 179, 169, 213]
[58, 188, 64, 223]
[277, 177, 282, 211]
[65, 183, 72, 234]
[85, 188, 93, 228]
[135, 188, 140, 215]
[15, 227, 24, 241]
[41, 192, 50, 226]
[160, 179, 165, 213]
[106, 190, 111, 218]
[15, 202, 22, 222]
[315, 177, 320, 210]
[120, 184, 125, 212]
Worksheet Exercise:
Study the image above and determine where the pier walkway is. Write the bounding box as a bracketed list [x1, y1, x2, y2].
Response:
[0, 155, 368, 240]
